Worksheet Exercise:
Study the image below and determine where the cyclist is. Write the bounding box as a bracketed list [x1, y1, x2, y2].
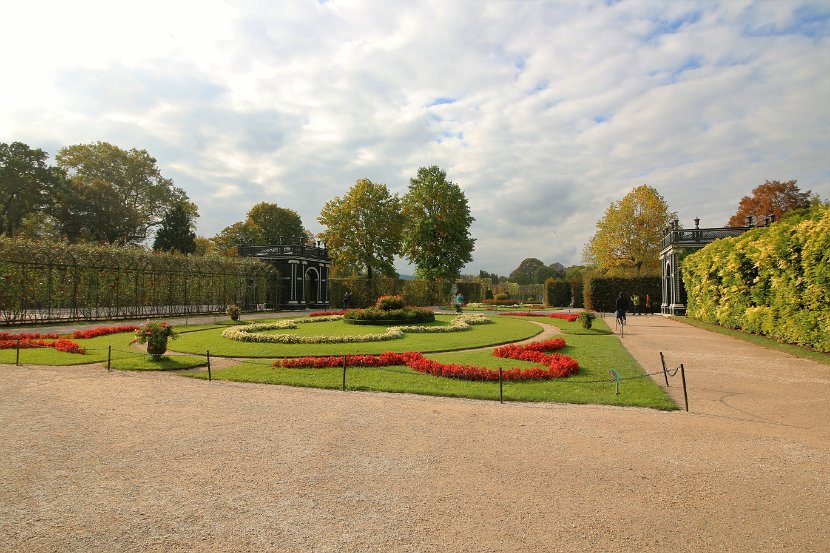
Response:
[615, 292, 629, 327]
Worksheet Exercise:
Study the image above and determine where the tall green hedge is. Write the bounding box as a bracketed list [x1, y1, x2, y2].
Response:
[584, 275, 661, 313]
[570, 279, 584, 308]
[682, 205, 829, 352]
[0, 237, 274, 324]
[329, 277, 450, 308]
[544, 279, 571, 307]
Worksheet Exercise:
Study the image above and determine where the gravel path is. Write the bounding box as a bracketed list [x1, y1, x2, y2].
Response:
[1, 315, 828, 552]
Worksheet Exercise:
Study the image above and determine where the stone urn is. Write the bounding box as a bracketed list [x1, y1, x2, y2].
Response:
[146, 339, 168, 357]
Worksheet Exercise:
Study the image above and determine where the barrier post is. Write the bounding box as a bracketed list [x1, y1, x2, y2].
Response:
[680, 363, 688, 412]
[207, 350, 212, 381]
[342, 355, 347, 391]
[107, 345, 111, 371]
[659, 352, 670, 386]
[499, 368, 503, 403]
[16, 339, 21, 366]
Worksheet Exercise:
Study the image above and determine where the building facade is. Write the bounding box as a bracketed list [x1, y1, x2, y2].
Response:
[238, 244, 330, 310]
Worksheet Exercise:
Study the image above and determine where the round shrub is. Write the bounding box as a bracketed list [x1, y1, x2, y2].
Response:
[577, 311, 596, 329]
[494, 292, 509, 301]
[344, 306, 436, 325]
[375, 295, 406, 311]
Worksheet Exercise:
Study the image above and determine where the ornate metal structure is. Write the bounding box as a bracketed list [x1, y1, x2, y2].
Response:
[238, 243, 330, 310]
[659, 218, 753, 315]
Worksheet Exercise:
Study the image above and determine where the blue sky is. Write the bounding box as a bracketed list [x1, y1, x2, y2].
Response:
[2, 0, 828, 275]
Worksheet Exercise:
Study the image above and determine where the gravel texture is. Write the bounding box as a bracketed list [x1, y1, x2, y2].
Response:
[1, 315, 828, 552]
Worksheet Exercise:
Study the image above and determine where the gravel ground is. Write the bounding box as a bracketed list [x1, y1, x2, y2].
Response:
[1, 315, 828, 552]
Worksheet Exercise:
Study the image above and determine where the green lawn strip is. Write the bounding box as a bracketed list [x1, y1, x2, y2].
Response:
[169, 315, 541, 357]
[109, 354, 207, 371]
[0, 332, 140, 366]
[185, 332, 676, 410]
[522, 315, 615, 336]
[672, 316, 830, 365]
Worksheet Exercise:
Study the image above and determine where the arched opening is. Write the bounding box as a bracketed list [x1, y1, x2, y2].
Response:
[665, 262, 673, 308]
[304, 267, 319, 306]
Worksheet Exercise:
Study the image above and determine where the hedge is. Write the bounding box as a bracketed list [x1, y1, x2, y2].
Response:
[570, 279, 584, 308]
[682, 205, 830, 352]
[583, 275, 661, 313]
[329, 277, 450, 308]
[544, 279, 571, 307]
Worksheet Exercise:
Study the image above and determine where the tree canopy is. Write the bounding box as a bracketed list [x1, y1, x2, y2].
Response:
[317, 178, 403, 279]
[508, 258, 546, 284]
[583, 184, 675, 276]
[0, 142, 66, 237]
[246, 202, 306, 244]
[401, 165, 475, 281]
[153, 201, 199, 254]
[727, 179, 816, 227]
[56, 142, 187, 244]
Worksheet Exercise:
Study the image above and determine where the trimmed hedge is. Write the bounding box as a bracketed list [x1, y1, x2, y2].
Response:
[570, 279, 584, 308]
[544, 279, 571, 307]
[329, 277, 450, 308]
[682, 205, 830, 352]
[584, 275, 661, 313]
[455, 281, 483, 303]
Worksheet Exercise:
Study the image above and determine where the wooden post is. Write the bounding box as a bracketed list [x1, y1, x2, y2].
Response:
[107, 345, 111, 371]
[499, 368, 503, 403]
[16, 339, 20, 366]
[659, 352, 670, 387]
[680, 363, 689, 412]
[342, 355, 347, 391]
[207, 350, 212, 381]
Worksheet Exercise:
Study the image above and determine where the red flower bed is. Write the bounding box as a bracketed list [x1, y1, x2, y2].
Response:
[0, 331, 61, 340]
[0, 338, 85, 354]
[309, 310, 350, 317]
[498, 312, 579, 322]
[273, 339, 578, 381]
[68, 325, 139, 339]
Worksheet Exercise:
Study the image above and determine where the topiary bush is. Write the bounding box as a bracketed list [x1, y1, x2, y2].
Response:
[577, 311, 596, 329]
[494, 292, 509, 301]
[375, 295, 406, 311]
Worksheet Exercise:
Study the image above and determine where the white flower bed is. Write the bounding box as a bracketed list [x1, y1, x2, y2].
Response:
[221, 314, 491, 344]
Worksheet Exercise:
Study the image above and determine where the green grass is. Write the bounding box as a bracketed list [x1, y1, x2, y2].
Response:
[109, 354, 208, 371]
[169, 314, 541, 357]
[184, 315, 677, 410]
[673, 316, 830, 365]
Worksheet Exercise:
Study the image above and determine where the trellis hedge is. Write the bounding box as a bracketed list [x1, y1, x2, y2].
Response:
[329, 277, 451, 308]
[544, 279, 571, 307]
[682, 205, 830, 352]
[583, 275, 661, 313]
[0, 238, 275, 325]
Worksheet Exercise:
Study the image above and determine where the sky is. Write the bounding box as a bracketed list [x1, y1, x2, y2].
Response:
[2, 0, 829, 276]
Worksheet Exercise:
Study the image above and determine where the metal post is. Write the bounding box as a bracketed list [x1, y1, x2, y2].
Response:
[499, 368, 503, 403]
[660, 352, 670, 387]
[16, 339, 20, 366]
[680, 363, 688, 412]
[207, 350, 211, 381]
[107, 345, 111, 371]
[342, 355, 347, 391]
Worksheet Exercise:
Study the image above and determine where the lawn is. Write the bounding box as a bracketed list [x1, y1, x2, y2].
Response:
[184, 315, 677, 410]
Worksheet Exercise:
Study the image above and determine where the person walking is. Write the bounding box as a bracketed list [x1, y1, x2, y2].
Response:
[631, 293, 641, 315]
[645, 293, 652, 315]
[455, 292, 464, 313]
[615, 292, 629, 323]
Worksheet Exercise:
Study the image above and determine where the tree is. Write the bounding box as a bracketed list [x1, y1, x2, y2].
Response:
[318, 178, 404, 279]
[246, 202, 306, 244]
[727, 180, 816, 227]
[55, 142, 187, 244]
[564, 265, 588, 280]
[533, 262, 565, 284]
[0, 142, 66, 237]
[401, 165, 475, 281]
[153, 201, 199, 254]
[509, 258, 546, 284]
[210, 221, 260, 257]
[53, 179, 140, 243]
[583, 184, 676, 276]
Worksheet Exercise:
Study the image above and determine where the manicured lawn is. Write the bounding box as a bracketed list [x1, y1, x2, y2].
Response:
[185, 315, 677, 410]
[110, 354, 208, 371]
[673, 316, 830, 365]
[170, 314, 542, 357]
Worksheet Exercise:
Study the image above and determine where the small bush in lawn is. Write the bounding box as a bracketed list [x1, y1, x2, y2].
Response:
[578, 311, 596, 329]
[375, 295, 406, 311]
[494, 292, 509, 301]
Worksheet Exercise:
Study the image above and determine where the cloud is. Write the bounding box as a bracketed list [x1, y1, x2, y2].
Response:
[1, 0, 828, 275]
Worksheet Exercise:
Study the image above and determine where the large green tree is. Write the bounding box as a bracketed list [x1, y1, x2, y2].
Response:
[210, 221, 261, 257]
[583, 184, 676, 276]
[401, 166, 475, 281]
[317, 178, 403, 278]
[509, 258, 546, 284]
[55, 142, 186, 244]
[153, 201, 199, 254]
[0, 142, 66, 237]
[246, 202, 306, 244]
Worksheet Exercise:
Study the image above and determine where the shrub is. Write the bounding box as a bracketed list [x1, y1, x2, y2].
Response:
[544, 279, 571, 307]
[375, 295, 406, 311]
[577, 311, 596, 329]
[494, 292, 509, 301]
[584, 275, 661, 312]
[344, 306, 436, 324]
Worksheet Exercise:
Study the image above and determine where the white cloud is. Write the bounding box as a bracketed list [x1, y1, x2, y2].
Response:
[1, 0, 828, 275]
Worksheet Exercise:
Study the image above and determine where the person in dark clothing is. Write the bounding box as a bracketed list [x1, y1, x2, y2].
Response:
[615, 292, 629, 322]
